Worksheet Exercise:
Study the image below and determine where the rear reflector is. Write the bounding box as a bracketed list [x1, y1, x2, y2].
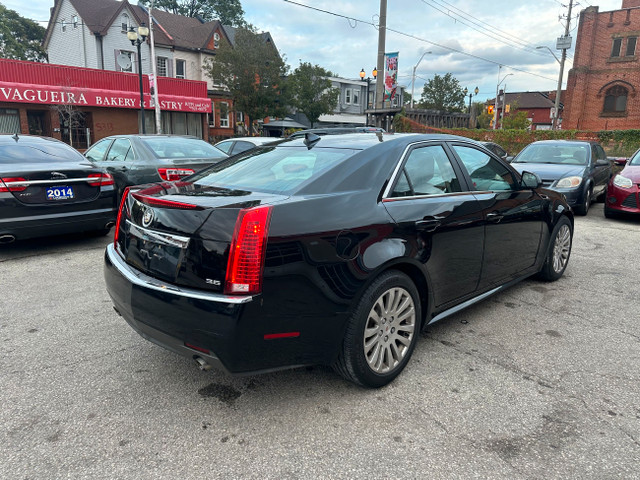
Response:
[114, 187, 130, 248]
[0, 177, 28, 192]
[184, 342, 210, 354]
[87, 172, 115, 187]
[131, 192, 202, 210]
[225, 206, 273, 295]
[264, 332, 300, 340]
[158, 168, 195, 181]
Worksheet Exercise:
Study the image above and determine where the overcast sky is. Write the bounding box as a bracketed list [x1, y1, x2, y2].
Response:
[4, 0, 624, 102]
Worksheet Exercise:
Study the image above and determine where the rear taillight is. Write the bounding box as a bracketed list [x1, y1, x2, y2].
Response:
[157, 168, 195, 181]
[114, 187, 130, 248]
[0, 177, 28, 192]
[224, 206, 273, 295]
[87, 173, 115, 187]
[131, 192, 202, 210]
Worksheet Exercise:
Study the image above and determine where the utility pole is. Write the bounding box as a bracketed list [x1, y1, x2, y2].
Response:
[148, 1, 162, 134]
[375, 0, 387, 111]
[501, 84, 507, 129]
[553, 0, 573, 130]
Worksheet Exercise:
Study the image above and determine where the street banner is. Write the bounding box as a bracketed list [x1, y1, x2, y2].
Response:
[384, 52, 399, 103]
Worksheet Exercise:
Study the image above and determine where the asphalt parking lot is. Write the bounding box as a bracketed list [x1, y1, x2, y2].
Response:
[1, 203, 639, 479]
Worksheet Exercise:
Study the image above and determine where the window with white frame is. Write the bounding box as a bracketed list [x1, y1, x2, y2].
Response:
[236, 111, 245, 125]
[157, 56, 168, 77]
[352, 88, 360, 105]
[118, 50, 134, 73]
[61, 19, 66, 32]
[219, 102, 230, 127]
[121, 14, 130, 33]
[175, 59, 186, 79]
[72, 15, 78, 28]
[345, 89, 352, 104]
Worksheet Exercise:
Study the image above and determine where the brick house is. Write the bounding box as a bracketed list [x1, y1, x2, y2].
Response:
[490, 91, 564, 130]
[563, 0, 640, 130]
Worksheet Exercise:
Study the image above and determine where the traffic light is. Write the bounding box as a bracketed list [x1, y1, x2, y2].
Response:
[505, 104, 511, 113]
[487, 105, 494, 114]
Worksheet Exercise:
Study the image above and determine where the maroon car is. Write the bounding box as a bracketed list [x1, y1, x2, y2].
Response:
[605, 150, 640, 218]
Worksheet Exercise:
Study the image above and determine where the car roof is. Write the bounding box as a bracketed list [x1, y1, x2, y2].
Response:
[0, 134, 67, 146]
[217, 137, 278, 145]
[277, 133, 478, 150]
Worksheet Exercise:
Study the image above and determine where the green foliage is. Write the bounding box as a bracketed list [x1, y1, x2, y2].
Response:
[419, 73, 465, 112]
[402, 91, 412, 106]
[392, 109, 413, 133]
[204, 28, 289, 127]
[476, 112, 492, 129]
[501, 110, 531, 130]
[288, 62, 339, 128]
[140, 0, 247, 26]
[597, 129, 640, 156]
[0, 4, 47, 62]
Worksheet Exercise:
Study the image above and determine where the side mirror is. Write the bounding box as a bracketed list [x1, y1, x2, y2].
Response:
[521, 171, 542, 189]
[505, 156, 513, 163]
[596, 158, 610, 167]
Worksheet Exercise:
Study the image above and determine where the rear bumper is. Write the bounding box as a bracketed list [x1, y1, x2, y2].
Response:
[0, 207, 116, 240]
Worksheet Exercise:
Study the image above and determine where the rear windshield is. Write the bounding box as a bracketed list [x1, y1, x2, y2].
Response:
[189, 146, 358, 195]
[0, 142, 83, 163]
[141, 137, 227, 160]
[513, 144, 589, 165]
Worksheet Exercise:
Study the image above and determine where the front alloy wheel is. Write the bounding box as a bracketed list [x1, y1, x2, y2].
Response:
[334, 270, 421, 388]
[552, 224, 571, 274]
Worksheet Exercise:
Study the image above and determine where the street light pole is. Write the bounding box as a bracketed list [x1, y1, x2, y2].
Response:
[493, 69, 513, 130]
[360, 67, 378, 123]
[410, 51, 432, 109]
[128, 23, 149, 134]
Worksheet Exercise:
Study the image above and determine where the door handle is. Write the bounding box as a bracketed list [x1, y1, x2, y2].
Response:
[415, 218, 441, 232]
[486, 212, 504, 223]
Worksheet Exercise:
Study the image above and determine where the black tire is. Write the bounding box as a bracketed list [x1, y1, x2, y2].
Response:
[334, 270, 421, 388]
[574, 186, 592, 216]
[537, 216, 573, 282]
[604, 206, 617, 219]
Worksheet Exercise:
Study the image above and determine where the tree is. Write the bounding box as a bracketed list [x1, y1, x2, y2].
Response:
[402, 91, 412, 106]
[288, 62, 338, 127]
[419, 73, 465, 112]
[0, 4, 47, 62]
[501, 110, 531, 130]
[204, 28, 289, 130]
[140, 0, 247, 26]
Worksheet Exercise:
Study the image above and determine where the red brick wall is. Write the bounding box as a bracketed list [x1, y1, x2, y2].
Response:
[621, 1, 640, 8]
[564, 6, 640, 130]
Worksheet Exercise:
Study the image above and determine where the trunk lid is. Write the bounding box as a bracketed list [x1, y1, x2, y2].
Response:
[117, 182, 286, 293]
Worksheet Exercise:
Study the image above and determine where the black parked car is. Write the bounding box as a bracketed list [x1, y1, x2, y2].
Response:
[84, 135, 228, 199]
[0, 135, 117, 243]
[510, 140, 611, 215]
[104, 133, 573, 387]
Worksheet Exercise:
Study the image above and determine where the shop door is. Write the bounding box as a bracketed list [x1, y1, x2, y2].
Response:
[27, 111, 51, 137]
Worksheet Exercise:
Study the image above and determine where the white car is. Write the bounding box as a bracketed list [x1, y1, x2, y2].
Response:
[214, 137, 279, 156]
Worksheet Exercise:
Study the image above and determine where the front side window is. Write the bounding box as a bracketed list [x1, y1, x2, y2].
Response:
[603, 85, 627, 113]
[391, 145, 462, 197]
[452, 145, 516, 192]
[611, 38, 622, 57]
[157, 57, 168, 77]
[176, 59, 186, 79]
[106, 139, 135, 162]
[84, 139, 112, 162]
[627, 37, 637, 56]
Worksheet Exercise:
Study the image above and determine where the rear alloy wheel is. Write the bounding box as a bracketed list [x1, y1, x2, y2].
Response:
[334, 270, 420, 388]
[537, 216, 572, 281]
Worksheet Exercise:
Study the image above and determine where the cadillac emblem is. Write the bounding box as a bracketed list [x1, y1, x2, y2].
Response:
[141, 206, 154, 227]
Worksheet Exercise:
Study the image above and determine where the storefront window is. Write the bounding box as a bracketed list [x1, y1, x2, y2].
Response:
[0, 109, 20, 134]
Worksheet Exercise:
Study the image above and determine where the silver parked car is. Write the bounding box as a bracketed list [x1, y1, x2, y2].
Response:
[84, 135, 228, 198]
[213, 137, 279, 156]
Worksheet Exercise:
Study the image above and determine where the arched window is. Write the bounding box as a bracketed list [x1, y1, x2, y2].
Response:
[121, 14, 130, 33]
[603, 85, 628, 112]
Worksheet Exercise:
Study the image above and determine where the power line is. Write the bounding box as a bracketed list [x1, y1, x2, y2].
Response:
[282, 0, 558, 83]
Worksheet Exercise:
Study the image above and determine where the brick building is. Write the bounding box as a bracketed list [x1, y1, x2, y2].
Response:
[489, 91, 564, 130]
[564, 0, 640, 130]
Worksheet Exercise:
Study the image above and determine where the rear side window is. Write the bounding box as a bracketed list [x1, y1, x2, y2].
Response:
[0, 142, 84, 164]
[392, 145, 462, 197]
[190, 146, 358, 195]
[452, 145, 517, 192]
[106, 139, 136, 162]
[85, 139, 111, 162]
[141, 137, 227, 160]
[231, 141, 255, 155]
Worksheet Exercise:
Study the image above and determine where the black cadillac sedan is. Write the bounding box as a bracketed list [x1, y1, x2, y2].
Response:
[0, 134, 117, 243]
[104, 133, 574, 387]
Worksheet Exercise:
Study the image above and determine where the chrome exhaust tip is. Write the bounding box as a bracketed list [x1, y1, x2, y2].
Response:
[0, 234, 16, 244]
[194, 356, 212, 371]
[105, 221, 115, 230]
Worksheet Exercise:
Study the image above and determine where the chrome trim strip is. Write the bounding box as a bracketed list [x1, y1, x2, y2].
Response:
[382, 191, 478, 202]
[3, 178, 100, 186]
[126, 220, 190, 249]
[106, 244, 253, 305]
[428, 286, 501, 325]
